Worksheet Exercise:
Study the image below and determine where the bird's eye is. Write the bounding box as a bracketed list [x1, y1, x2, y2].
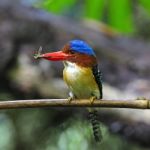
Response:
[70, 51, 75, 54]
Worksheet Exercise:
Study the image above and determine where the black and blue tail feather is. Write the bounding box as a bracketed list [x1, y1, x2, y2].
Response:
[89, 110, 102, 142]
[89, 64, 103, 142]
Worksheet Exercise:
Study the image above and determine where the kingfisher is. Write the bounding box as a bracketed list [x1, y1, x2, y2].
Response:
[34, 40, 103, 142]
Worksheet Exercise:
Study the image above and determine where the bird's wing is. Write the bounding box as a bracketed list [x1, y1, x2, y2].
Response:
[92, 64, 103, 99]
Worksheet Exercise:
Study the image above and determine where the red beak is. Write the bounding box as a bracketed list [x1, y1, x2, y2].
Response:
[41, 51, 70, 61]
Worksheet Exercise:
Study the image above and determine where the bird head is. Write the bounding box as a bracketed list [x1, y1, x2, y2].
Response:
[35, 40, 97, 67]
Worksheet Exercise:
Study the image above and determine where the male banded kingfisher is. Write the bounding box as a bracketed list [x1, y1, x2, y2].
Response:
[34, 40, 103, 142]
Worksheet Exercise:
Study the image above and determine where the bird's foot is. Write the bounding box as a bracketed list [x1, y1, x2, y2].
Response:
[90, 96, 97, 104]
[67, 96, 74, 103]
[136, 96, 147, 100]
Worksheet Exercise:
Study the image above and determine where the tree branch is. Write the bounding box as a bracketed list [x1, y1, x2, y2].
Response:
[0, 99, 149, 109]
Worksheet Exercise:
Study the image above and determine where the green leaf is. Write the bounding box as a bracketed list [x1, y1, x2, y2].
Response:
[39, 0, 76, 14]
[84, 0, 105, 20]
[108, 0, 134, 33]
[139, 0, 150, 13]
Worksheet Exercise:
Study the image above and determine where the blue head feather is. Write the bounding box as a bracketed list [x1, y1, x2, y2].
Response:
[69, 40, 96, 56]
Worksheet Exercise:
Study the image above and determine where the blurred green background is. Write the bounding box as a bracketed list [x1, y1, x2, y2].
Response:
[0, 0, 150, 150]
[35, 0, 150, 34]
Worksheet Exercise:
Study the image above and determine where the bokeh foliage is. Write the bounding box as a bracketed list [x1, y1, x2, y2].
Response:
[0, 0, 150, 150]
[36, 0, 150, 33]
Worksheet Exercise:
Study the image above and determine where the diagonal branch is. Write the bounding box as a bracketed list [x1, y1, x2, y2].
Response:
[0, 99, 149, 109]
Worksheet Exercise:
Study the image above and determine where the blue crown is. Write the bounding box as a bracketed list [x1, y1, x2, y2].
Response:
[69, 40, 95, 56]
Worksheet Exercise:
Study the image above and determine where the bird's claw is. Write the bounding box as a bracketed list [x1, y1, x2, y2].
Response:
[90, 96, 97, 104]
[136, 96, 147, 100]
[67, 97, 74, 103]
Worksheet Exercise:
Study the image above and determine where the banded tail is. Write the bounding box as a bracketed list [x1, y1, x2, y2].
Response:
[89, 110, 102, 142]
[88, 65, 102, 142]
